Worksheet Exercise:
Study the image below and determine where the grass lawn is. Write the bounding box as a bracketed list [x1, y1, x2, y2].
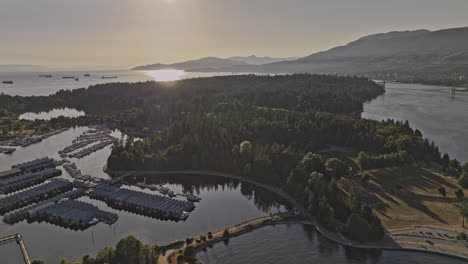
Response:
[338, 165, 467, 231]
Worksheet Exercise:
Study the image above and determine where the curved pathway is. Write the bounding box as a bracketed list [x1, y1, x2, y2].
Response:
[108, 170, 468, 261]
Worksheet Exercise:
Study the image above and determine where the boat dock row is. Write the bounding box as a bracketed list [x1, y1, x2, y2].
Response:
[68, 139, 116, 159]
[2, 189, 86, 224]
[12, 158, 55, 172]
[90, 184, 194, 221]
[59, 127, 116, 159]
[0, 168, 62, 194]
[0, 179, 73, 215]
[28, 200, 118, 230]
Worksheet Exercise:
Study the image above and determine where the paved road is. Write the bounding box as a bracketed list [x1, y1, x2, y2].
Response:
[390, 227, 468, 258]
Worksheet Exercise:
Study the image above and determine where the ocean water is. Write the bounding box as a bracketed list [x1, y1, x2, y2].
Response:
[0, 70, 254, 96]
[363, 82, 468, 163]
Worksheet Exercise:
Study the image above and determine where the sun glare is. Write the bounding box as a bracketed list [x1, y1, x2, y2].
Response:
[145, 70, 185, 82]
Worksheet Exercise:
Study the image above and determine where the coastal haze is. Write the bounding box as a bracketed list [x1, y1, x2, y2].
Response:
[2, 1, 468, 264]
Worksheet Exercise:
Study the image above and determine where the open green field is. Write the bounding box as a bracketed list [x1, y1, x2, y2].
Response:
[338, 165, 467, 231]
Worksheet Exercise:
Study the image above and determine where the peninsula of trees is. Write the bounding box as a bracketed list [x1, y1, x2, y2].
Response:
[3, 74, 458, 243]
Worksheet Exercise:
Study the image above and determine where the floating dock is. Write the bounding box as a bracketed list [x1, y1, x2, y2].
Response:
[90, 184, 194, 221]
[3, 189, 86, 224]
[12, 158, 55, 172]
[29, 200, 118, 230]
[0, 179, 73, 215]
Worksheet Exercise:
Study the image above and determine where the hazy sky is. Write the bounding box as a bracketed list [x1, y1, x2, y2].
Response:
[1, 0, 468, 68]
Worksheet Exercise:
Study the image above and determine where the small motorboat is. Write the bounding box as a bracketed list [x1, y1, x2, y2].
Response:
[2, 81, 13, 84]
[159, 186, 169, 195]
[186, 194, 201, 202]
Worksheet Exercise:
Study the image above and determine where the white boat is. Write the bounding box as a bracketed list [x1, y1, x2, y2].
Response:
[148, 184, 159, 191]
[159, 186, 169, 194]
[186, 194, 201, 202]
[88, 218, 100, 225]
[179, 211, 189, 220]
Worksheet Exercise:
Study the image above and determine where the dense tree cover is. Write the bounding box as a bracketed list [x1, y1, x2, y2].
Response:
[0, 108, 57, 141]
[108, 109, 442, 175]
[455, 189, 465, 200]
[54, 236, 158, 264]
[0, 74, 384, 122]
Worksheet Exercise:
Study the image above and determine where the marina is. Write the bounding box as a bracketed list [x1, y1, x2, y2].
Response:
[0, 129, 287, 264]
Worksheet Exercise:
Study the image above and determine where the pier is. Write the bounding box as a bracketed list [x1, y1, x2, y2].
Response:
[0, 234, 32, 264]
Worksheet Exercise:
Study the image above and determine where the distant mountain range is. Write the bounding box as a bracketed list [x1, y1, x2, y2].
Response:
[0, 65, 48, 71]
[132, 27, 468, 77]
[132, 55, 299, 71]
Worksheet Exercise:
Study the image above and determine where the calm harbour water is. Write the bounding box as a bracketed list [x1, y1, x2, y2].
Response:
[1, 72, 467, 263]
[0, 128, 286, 264]
[0, 70, 253, 96]
[197, 224, 467, 264]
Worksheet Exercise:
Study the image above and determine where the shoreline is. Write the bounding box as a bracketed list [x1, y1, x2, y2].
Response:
[108, 169, 468, 262]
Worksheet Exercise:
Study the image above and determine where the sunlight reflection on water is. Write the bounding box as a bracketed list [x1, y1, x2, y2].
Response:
[144, 70, 185, 81]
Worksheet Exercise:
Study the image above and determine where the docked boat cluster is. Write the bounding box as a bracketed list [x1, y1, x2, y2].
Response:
[59, 127, 117, 159]
[90, 184, 194, 221]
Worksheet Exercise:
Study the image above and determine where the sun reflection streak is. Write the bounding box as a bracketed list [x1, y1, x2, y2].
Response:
[145, 70, 185, 82]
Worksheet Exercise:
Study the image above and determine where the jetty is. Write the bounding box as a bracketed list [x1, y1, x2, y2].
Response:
[0, 234, 32, 264]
